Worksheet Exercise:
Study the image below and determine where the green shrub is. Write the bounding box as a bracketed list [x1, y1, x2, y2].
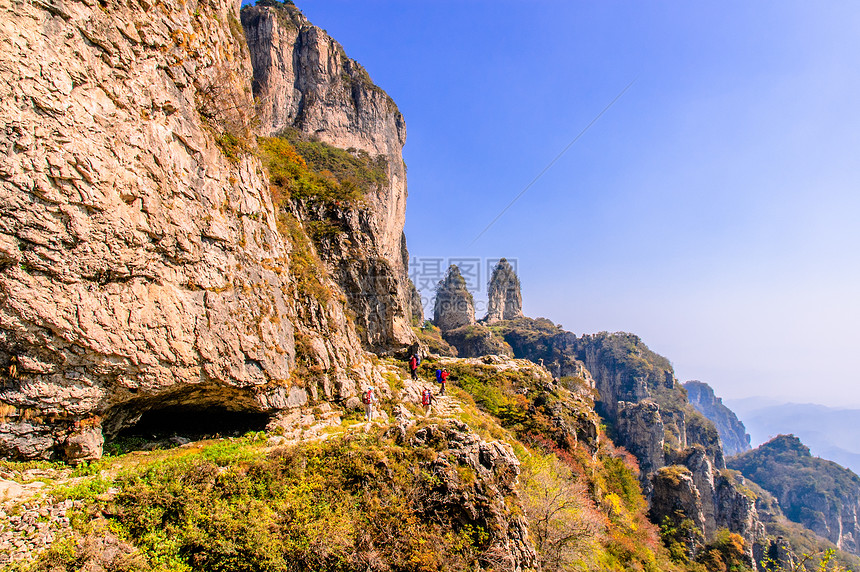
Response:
[46, 433, 501, 571]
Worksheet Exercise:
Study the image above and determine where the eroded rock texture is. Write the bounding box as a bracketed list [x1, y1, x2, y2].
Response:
[0, 0, 395, 460]
[408, 419, 538, 570]
[617, 400, 665, 478]
[485, 258, 522, 323]
[433, 265, 476, 332]
[242, 3, 415, 351]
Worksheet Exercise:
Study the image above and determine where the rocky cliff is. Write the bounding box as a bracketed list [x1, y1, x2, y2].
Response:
[685, 380, 751, 456]
[439, 260, 766, 560]
[242, 2, 415, 352]
[0, 0, 409, 462]
[486, 319, 765, 559]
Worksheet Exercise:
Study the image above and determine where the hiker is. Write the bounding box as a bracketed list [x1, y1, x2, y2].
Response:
[439, 368, 450, 395]
[408, 353, 419, 381]
[421, 387, 435, 416]
[362, 387, 378, 422]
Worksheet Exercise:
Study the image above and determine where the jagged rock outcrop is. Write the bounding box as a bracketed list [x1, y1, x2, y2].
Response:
[442, 324, 513, 358]
[675, 446, 719, 537]
[0, 0, 403, 461]
[666, 445, 764, 561]
[714, 472, 766, 556]
[729, 434, 860, 556]
[242, 3, 415, 351]
[617, 400, 665, 478]
[433, 265, 476, 332]
[650, 466, 707, 554]
[575, 332, 674, 422]
[490, 317, 595, 383]
[685, 380, 751, 456]
[407, 419, 538, 570]
[486, 258, 523, 323]
[489, 321, 768, 558]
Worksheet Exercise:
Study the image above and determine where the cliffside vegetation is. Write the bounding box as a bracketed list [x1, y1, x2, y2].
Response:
[7, 430, 510, 572]
[2, 357, 687, 572]
[259, 135, 364, 206]
[413, 321, 458, 357]
[416, 357, 680, 571]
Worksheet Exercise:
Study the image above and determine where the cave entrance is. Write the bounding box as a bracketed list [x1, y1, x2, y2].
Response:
[108, 404, 269, 454]
[120, 405, 269, 440]
[104, 384, 272, 454]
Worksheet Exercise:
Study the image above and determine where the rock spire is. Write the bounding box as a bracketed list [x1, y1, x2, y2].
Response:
[433, 266, 476, 331]
[485, 258, 523, 323]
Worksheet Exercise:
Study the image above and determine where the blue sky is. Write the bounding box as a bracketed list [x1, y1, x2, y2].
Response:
[245, 1, 860, 406]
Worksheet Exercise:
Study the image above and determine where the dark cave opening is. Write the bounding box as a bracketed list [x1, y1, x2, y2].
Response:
[108, 405, 269, 453]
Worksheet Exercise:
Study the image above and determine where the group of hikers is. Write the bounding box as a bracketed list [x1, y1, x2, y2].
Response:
[360, 354, 450, 422]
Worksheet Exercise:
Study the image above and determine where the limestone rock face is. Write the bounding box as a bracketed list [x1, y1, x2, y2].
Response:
[714, 472, 765, 562]
[684, 380, 751, 456]
[63, 427, 104, 464]
[577, 333, 670, 423]
[433, 265, 476, 332]
[650, 466, 707, 556]
[485, 258, 523, 323]
[675, 446, 718, 538]
[616, 401, 665, 478]
[242, 4, 415, 351]
[0, 0, 379, 460]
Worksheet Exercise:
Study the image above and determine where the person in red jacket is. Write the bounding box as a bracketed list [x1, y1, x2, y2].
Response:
[408, 354, 419, 381]
[439, 369, 449, 395]
[362, 387, 378, 422]
[421, 387, 435, 416]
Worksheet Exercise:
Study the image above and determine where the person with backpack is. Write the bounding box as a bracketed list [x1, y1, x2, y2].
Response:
[408, 354, 419, 381]
[439, 369, 450, 395]
[421, 387, 436, 417]
[362, 387, 378, 422]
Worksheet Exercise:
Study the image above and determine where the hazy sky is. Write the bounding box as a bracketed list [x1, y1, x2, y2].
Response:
[246, 1, 860, 406]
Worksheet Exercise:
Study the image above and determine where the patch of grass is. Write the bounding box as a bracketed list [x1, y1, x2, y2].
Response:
[54, 476, 112, 502]
[40, 432, 502, 571]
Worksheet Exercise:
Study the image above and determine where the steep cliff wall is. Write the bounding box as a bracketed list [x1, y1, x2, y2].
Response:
[0, 0, 389, 461]
[685, 380, 751, 456]
[241, 3, 415, 352]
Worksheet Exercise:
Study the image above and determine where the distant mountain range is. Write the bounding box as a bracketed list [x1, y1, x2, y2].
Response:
[724, 398, 860, 475]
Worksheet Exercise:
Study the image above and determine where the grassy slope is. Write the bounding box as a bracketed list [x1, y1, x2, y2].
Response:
[1, 356, 684, 572]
